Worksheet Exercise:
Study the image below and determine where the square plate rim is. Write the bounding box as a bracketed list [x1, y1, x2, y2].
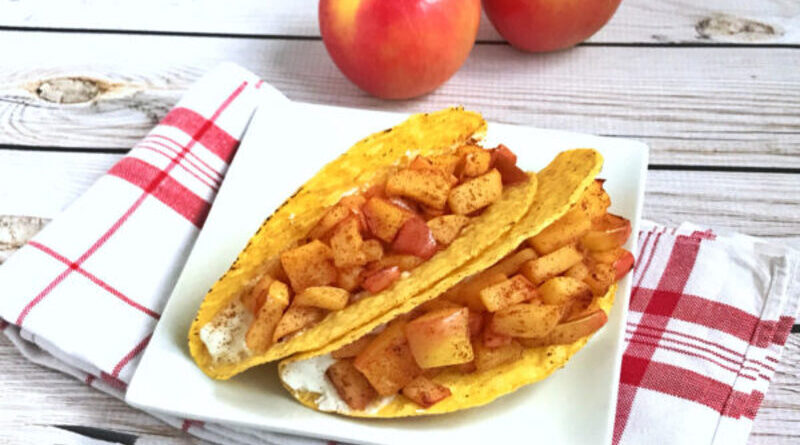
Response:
[126, 101, 649, 445]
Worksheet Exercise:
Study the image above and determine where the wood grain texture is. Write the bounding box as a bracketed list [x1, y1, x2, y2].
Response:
[1, 33, 799, 168]
[751, 335, 800, 444]
[0, 215, 48, 263]
[1, 0, 798, 44]
[0, 337, 199, 444]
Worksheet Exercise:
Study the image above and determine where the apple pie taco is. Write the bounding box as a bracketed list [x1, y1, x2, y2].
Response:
[189, 108, 539, 379]
[278, 148, 635, 416]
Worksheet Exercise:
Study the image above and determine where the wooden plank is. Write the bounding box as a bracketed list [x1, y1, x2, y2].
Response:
[0, 0, 798, 44]
[644, 170, 800, 242]
[751, 335, 800, 444]
[0, 338, 195, 444]
[1, 32, 799, 168]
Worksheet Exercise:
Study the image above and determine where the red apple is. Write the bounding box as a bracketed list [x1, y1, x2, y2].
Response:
[319, 0, 481, 99]
[482, 0, 622, 52]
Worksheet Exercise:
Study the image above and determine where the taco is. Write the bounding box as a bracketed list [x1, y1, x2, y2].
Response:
[189, 108, 539, 379]
[278, 148, 635, 416]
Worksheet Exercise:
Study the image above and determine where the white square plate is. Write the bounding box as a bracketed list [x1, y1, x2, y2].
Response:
[127, 101, 648, 445]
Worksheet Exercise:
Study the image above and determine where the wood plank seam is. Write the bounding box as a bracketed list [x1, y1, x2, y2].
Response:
[0, 25, 799, 49]
[4, 145, 800, 175]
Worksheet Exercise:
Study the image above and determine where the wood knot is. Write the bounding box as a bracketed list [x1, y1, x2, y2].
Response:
[696, 14, 782, 42]
[35, 77, 107, 104]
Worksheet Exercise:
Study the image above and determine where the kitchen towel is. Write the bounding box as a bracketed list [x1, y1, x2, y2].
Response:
[1, 64, 798, 445]
[614, 221, 799, 444]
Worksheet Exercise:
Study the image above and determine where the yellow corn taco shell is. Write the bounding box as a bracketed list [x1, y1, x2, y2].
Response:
[189, 108, 538, 379]
[278, 148, 607, 416]
[282, 286, 615, 417]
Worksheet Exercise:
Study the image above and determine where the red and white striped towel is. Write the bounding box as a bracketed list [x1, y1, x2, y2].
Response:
[1, 64, 798, 445]
[615, 221, 799, 445]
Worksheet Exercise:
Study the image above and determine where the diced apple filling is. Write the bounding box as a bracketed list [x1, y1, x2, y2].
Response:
[321, 180, 634, 410]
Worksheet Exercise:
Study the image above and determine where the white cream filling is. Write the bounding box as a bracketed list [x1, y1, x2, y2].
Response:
[281, 351, 394, 414]
[199, 298, 253, 364]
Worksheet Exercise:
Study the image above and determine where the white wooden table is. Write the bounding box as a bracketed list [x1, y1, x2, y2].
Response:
[1, 1, 798, 443]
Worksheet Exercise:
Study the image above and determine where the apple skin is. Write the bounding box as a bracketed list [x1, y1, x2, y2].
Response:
[319, 0, 481, 99]
[482, 0, 622, 52]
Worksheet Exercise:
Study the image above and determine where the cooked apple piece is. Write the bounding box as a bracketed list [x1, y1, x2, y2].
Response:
[245, 280, 290, 352]
[241, 274, 274, 314]
[428, 153, 461, 176]
[392, 217, 438, 259]
[458, 145, 492, 178]
[362, 239, 384, 262]
[330, 216, 367, 268]
[409, 155, 434, 170]
[490, 303, 562, 338]
[473, 338, 523, 372]
[405, 307, 473, 368]
[362, 266, 401, 294]
[582, 213, 631, 252]
[456, 144, 483, 155]
[387, 196, 421, 213]
[422, 367, 445, 380]
[420, 204, 446, 219]
[590, 247, 626, 265]
[337, 265, 364, 292]
[520, 245, 583, 285]
[454, 360, 477, 374]
[538, 276, 592, 306]
[272, 304, 326, 342]
[468, 310, 484, 338]
[372, 254, 424, 272]
[294, 286, 350, 310]
[528, 209, 592, 254]
[448, 169, 503, 215]
[386, 168, 453, 209]
[443, 271, 507, 311]
[584, 263, 615, 296]
[331, 334, 376, 359]
[426, 214, 470, 246]
[479, 274, 537, 312]
[363, 197, 412, 243]
[565, 261, 590, 281]
[575, 179, 611, 221]
[308, 204, 352, 240]
[340, 194, 367, 211]
[326, 360, 378, 410]
[280, 240, 338, 292]
[354, 320, 422, 396]
[402, 376, 452, 408]
[614, 249, 635, 280]
[491, 144, 529, 185]
[484, 248, 538, 278]
[563, 295, 598, 322]
[482, 315, 513, 348]
[519, 310, 608, 347]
